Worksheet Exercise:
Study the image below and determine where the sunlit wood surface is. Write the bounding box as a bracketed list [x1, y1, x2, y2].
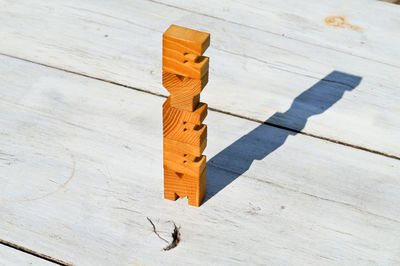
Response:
[0, 0, 399, 265]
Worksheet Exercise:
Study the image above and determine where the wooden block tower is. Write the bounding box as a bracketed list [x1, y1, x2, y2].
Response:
[162, 25, 210, 207]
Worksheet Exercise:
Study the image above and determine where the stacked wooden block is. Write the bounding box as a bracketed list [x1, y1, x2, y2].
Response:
[162, 25, 210, 207]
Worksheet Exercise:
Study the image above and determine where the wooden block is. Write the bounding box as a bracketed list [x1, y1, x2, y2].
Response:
[164, 137, 207, 157]
[163, 97, 208, 146]
[162, 25, 210, 207]
[171, 93, 200, 113]
[163, 49, 209, 79]
[163, 24, 210, 79]
[163, 150, 206, 177]
[164, 120, 206, 146]
[163, 97, 207, 125]
[163, 24, 210, 56]
[164, 168, 206, 207]
[163, 71, 208, 111]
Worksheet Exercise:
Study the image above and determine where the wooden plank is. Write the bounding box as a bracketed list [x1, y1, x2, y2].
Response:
[0, 0, 399, 157]
[0, 245, 56, 266]
[158, 0, 400, 67]
[1, 56, 399, 265]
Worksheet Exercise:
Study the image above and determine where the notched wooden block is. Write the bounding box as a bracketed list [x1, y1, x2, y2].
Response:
[163, 71, 209, 93]
[162, 25, 210, 207]
[164, 168, 206, 207]
[164, 151, 206, 177]
[164, 122, 207, 146]
[163, 72, 208, 111]
[163, 24, 210, 79]
[162, 53, 209, 80]
[164, 137, 207, 157]
[163, 97, 207, 145]
[163, 97, 207, 123]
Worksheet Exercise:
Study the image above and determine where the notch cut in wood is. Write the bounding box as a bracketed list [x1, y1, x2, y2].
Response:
[163, 24, 210, 79]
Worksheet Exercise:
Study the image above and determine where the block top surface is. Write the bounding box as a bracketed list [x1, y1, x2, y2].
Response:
[163, 25, 210, 55]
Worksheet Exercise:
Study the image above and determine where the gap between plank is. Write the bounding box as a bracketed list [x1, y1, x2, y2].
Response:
[0, 239, 72, 266]
[207, 107, 400, 161]
[1, 52, 399, 161]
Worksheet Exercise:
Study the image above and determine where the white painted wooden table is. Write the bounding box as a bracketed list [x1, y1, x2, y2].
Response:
[0, 0, 399, 265]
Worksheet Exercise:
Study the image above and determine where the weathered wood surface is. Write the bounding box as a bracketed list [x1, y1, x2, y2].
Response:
[0, 0, 399, 157]
[0, 245, 56, 266]
[158, 0, 400, 67]
[1, 56, 399, 265]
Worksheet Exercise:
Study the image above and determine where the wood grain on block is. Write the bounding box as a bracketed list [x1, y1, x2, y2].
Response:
[164, 168, 206, 207]
[164, 137, 207, 157]
[163, 24, 210, 56]
[163, 25, 210, 79]
[171, 94, 200, 112]
[163, 97, 207, 124]
[164, 150, 206, 177]
[163, 71, 208, 111]
[164, 122, 207, 146]
[163, 98, 207, 146]
[163, 48, 209, 80]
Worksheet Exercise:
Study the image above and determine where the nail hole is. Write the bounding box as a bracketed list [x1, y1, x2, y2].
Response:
[183, 121, 187, 124]
[183, 160, 187, 163]
[184, 154, 187, 157]
[183, 60, 188, 63]
[183, 128, 187, 131]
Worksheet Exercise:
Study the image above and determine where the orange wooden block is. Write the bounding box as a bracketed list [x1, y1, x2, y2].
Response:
[162, 25, 210, 207]
[164, 168, 206, 207]
[163, 49, 209, 80]
[163, 137, 207, 157]
[163, 97, 207, 124]
[163, 24, 210, 79]
[163, 149, 206, 177]
[162, 71, 208, 111]
[164, 120, 206, 146]
[163, 97, 207, 146]
[163, 24, 210, 55]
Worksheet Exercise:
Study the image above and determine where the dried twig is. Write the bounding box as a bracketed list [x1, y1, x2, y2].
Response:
[146, 217, 181, 251]
[163, 223, 180, 251]
[146, 217, 169, 244]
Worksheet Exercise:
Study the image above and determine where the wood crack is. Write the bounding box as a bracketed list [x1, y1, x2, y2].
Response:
[112, 207, 141, 214]
[0, 238, 72, 266]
